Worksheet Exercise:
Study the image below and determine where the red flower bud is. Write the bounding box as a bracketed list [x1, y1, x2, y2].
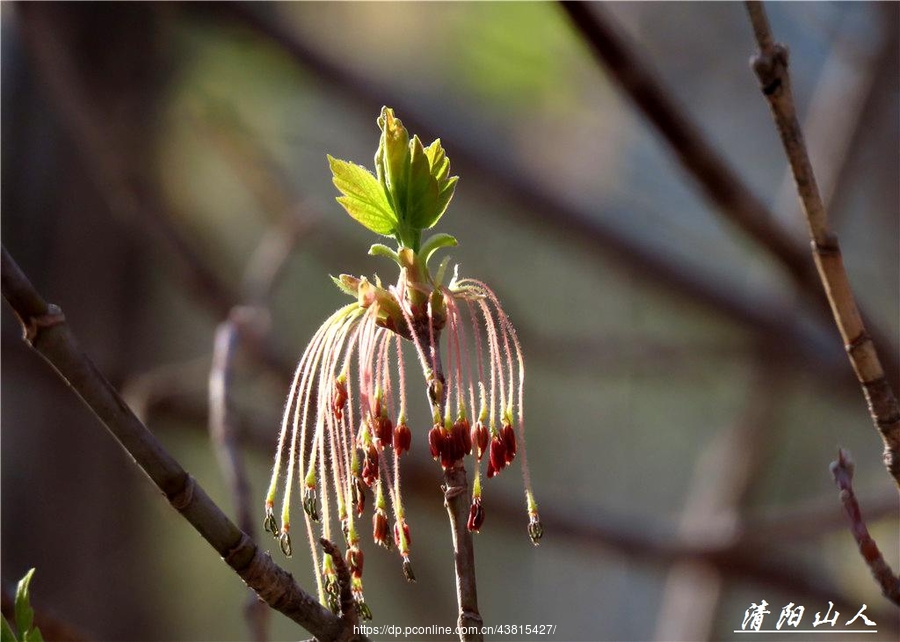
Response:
[361, 445, 379, 487]
[467, 498, 485, 533]
[489, 435, 507, 475]
[353, 477, 366, 516]
[393, 421, 411, 455]
[346, 546, 365, 578]
[472, 421, 489, 460]
[332, 379, 348, 420]
[374, 415, 394, 451]
[428, 424, 444, 460]
[393, 520, 411, 551]
[457, 418, 472, 456]
[501, 422, 516, 464]
[486, 458, 498, 479]
[373, 509, 390, 549]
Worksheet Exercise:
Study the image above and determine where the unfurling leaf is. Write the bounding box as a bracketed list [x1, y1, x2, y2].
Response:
[10, 569, 43, 642]
[328, 156, 397, 236]
[376, 107, 410, 217]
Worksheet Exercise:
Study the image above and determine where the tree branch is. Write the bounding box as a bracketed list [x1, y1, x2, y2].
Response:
[443, 464, 483, 640]
[744, 0, 900, 488]
[209, 314, 270, 642]
[557, 0, 900, 393]
[0, 245, 366, 642]
[830, 449, 900, 605]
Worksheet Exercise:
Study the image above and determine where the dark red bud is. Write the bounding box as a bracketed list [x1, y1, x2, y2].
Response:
[373, 509, 390, 549]
[467, 498, 485, 533]
[472, 421, 489, 460]
[374, 416, 394, 451]
[428, 424, 444, 460]
[501, 422, 517, 464]
[346, 546, 365, 578]
[393, 422, 412, 455]
[393, 520, 411, 549]
[332, 379, 348, 420]
[353, 477, 366, 516]
[361, 445, 379, 487]
[489, 436, 507, 474]
[486, 458, 498, 479]
[457, 418, 472, 456]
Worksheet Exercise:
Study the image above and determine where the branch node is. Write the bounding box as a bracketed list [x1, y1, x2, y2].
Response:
[224, 532, 256, 571]
[844, 331, 871, 356]
[169, 473, 196, 511]
[810, 236, 840, 256]
[750, 43, 789, 94]
[23, 304, 66, 345]
[442, 482, 467, 503]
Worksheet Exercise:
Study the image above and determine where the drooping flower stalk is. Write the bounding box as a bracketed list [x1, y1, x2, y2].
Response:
[263, 107, 542, 622]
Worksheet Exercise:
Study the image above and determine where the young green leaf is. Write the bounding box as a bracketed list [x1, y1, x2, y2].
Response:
[23, 628, 43, 642]
[2, 615, 16, 642]
[368, 243, 401, 264]
[328, 155, 398, 236]
[420, 232, 458, 268]
[405, 136, 441, 231]
[377, 107, 411, 217]
[14, 570, 36, 640]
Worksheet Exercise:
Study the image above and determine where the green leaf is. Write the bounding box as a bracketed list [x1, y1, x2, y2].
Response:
[428, 176, 458, 229]
[330, 274, 360, 297]
[14, 569, 36, 639]
[405, 136, 441, 230]
[424, 139, 450, 182]
[368, 243, 401, 264]
[328, 156, 397, 236]
[22, 629, 42, 642]
[377, 107, 410, 217]
[420, 233, 458, 267]
[2, 615, 17, 642]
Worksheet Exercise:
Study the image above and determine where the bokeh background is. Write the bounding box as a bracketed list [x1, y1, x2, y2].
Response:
[2, 2, 898, 641]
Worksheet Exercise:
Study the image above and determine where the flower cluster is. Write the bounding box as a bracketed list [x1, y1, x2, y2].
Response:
[263, 108, 541, 620]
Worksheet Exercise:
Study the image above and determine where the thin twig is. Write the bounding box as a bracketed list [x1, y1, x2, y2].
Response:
[744, 1, 900, 488]
[443, 464, 483, 641]
[210, 314, 270, 642]
[557, 1, 900, 392]
[829, 449, 900, 605]
[418, 323, 483, 642]
[0, 246, 366, 642]
[772, 11, 886, 230]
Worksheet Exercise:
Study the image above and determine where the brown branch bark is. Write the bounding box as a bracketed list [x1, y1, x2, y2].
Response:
[830, 450, 900, 605]
[0, 246, 366, 642]
[557, 1, 900, 394]
[744, 1, 900, 488]
[419, 325, 483, 642]
[443, 464, 483, 641]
